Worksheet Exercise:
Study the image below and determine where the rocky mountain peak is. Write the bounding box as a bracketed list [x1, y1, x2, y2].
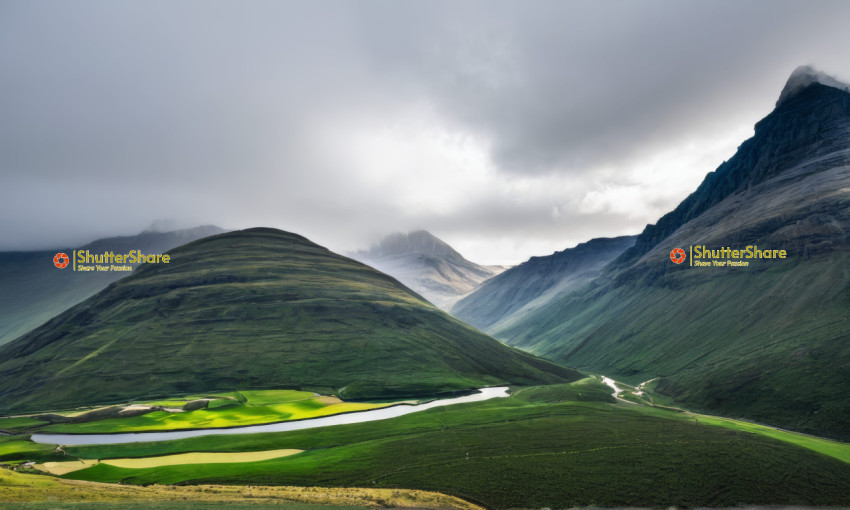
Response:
[777, 65, 850, 106]
[616, 66, 850, 267]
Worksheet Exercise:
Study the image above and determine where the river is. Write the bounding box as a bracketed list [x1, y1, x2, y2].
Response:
[31, 386, 510, 446]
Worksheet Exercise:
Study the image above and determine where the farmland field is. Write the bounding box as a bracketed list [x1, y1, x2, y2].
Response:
[37, 390, 391, 434]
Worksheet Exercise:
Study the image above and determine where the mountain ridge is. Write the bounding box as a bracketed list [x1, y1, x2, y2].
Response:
[483, 67, 850, 440]
[615, 77, 850, 271]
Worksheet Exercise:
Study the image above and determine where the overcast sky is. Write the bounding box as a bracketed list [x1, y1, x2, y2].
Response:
[3, 1, 850, 264]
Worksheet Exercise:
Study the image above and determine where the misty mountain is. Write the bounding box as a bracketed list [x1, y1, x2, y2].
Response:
[451, 235, 636, 333]
[0, 228, 578, 414]
[489, 66, 850, 440]
[350, 230, 507, 310]
[0, 225, 225, 346]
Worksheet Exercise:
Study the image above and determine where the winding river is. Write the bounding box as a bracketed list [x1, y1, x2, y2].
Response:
[31, 386, 510, 446]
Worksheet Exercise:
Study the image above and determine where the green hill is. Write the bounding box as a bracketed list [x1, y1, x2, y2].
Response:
[0, 226, 224, 347]
[0, 228, 578, 414]
[487, 67, 850, 440]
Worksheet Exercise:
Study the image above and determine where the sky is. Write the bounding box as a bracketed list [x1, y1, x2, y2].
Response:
[2, 1, 850, 265]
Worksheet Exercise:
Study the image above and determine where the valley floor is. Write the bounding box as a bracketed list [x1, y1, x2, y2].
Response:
[3, 378, 850, 509]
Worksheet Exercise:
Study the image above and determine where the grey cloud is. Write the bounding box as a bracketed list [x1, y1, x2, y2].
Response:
[2, 1, 850, 262]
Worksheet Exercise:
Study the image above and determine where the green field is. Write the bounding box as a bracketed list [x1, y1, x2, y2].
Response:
[0, 417, 48, 433]
[691, 413, 850, 464]
[608, 379, 850, 466]
[4, 378, 850, 509]
[40, 389, 390, 434]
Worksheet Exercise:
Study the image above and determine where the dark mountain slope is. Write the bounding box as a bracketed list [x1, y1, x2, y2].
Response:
[451, 235, 636, 332]
[0, 228, 578, 414]
[493, 67, 850, 440]
[617, 67, 850, 268]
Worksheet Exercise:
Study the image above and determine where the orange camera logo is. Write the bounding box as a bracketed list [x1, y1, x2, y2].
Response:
[53, 252, 70, 269]
[670, 248, 686, 264]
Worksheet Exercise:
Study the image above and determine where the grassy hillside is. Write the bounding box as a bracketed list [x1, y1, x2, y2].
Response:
[0, 228, 578, 414]
[5, 379, 849, 509]
[0, 468, 480, 510]
[487, 79, 850, 441]
[0, 226, 224, 347]
[501, 251, 850, 440]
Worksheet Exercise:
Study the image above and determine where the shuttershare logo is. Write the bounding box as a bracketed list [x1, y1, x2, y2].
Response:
[669, 245, 787, 268]
[669, 248, 686, 264]
[51, 250, 171, 273]
[53, 252, 70, 269]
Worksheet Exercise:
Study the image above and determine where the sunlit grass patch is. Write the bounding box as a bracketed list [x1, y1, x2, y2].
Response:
[39, 391, 391, 434]
[136, 400, 188, 408]
[34, 459, 98, 475]
[101, 448, 303, 469]
[0, 440, 56, 460]
[233, 389, 316, 405]
[692, 413, 850, 464]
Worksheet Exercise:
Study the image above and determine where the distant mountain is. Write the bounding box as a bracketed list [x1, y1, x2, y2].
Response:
[491, 66, 850, 440]
[452, 235, 636, 332]
[350, 230, 507, 310]
[0, 225, 225, 346]
[0, 228, 579, 414]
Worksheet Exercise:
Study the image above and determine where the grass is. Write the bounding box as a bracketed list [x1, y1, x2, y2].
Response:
[0, 440, 57, 460]
[0, 228, 579, 415]
[33, 449, 304, 474]
[0, 468, 480, 510]
[133, 390, 312, 408]
[137, 400, 189, 408]
[4, 381, 850, 508]
[597, 375, 850, 465]
[100, 449, 303, 469]
[34, 459, 99, 475]
[0, 417, 48, 432]
[2, 379, 850, 507]
[41, 390, 390, 434]
[221, 389, 312, 405]
[690, 413, 850, 464]
[26, 380, 848, 509]
[500, 252, 850, 440]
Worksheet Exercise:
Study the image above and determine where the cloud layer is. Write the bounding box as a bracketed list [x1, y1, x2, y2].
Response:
[3, 0, 850, 264]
